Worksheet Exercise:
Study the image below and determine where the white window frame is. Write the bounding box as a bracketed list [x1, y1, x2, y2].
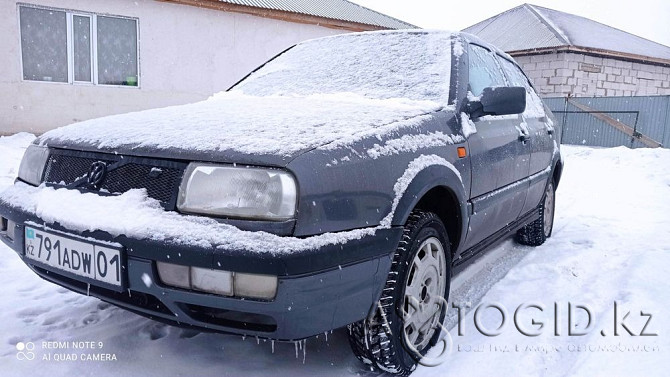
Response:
[17, 3, 140, 88]
[69, 13, 94, 84]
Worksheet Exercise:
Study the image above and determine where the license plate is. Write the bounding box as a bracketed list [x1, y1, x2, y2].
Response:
[24, 226, 124, 289]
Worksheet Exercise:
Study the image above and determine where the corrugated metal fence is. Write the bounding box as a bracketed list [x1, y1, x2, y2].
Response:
[544, 96, 670, 148]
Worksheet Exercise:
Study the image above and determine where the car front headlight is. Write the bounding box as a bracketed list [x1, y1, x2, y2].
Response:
[17, 145, 50, 186]
[177, 163, 297, 221]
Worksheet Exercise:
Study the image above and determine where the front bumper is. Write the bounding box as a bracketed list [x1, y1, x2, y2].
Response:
[0, 195, 402, 340]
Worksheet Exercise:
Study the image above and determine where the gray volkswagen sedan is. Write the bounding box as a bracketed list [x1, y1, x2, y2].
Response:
[0, 30, 562, 375]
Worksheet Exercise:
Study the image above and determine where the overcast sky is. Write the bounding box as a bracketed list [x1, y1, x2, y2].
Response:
[350, 0, 670, 47]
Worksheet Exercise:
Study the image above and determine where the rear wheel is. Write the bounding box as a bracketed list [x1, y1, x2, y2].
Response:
[516, 181, 555, 246]
[348, 210, 451, 375]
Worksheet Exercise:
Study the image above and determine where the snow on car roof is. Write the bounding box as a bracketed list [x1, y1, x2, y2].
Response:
[39, 31, 456, 157]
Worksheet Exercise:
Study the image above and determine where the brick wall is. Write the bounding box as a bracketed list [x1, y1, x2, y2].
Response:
[515, 52, 670, 97]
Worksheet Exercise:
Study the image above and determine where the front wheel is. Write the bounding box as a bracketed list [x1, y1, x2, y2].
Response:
[516, 181, 555, 246]
[348, 210, 451, 375]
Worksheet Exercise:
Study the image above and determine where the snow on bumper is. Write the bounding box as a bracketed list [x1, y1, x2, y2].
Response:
[0, 183, 401, 339]
[1, 183, 382, 254]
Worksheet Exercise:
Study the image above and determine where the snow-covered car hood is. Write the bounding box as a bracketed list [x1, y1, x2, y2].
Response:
[38, 92, 445, 167]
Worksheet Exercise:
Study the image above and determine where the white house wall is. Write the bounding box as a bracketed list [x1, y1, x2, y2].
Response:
[0, 0, 344, 135]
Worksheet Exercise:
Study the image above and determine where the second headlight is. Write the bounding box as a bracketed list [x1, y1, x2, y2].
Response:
[17, 145, 50, 186]
[177, 163, 297, 221]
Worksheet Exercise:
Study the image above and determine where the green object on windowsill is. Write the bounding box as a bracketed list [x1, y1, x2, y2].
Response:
[125, 76, 138, 86]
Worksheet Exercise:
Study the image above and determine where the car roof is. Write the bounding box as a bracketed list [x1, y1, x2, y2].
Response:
[303, 29, 518, 67]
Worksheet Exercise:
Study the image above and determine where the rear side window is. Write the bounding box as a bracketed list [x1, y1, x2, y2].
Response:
[468, 44, 507, 96]
[498, 58, 546, 117]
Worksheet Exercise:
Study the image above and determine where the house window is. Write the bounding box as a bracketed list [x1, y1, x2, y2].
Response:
[97, 16, 138, 86]
[19, 7, 68, 83]
[19, 4, 139, 87]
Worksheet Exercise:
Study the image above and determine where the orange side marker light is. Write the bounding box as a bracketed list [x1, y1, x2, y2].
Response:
[457, 147, 467, 158]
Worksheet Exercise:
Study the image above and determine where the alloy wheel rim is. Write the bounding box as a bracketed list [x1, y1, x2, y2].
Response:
[402, 237, 447, 352]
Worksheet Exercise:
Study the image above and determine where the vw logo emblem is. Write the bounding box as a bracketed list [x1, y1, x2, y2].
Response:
[87, 161, 108, 188]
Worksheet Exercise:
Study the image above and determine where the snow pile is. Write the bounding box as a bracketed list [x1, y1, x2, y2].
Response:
[40, 31, 457, 157]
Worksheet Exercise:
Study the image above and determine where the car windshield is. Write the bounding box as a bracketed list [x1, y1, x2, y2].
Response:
[233, 31, 454, 105]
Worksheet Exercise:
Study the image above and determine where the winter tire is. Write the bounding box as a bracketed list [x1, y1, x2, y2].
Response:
[516, 180, 555, 246]
[348, 210, 451, 375]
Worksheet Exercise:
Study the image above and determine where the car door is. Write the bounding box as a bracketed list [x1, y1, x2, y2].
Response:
[463, 44, 531, 250]
[498, 57, 555, 214]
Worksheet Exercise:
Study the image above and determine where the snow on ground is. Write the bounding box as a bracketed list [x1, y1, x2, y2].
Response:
[0, 134, 668, 376]
[0, 133, 33, 189]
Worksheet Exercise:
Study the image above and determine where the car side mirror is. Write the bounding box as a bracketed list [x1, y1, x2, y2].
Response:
[466, 87, 526, 119]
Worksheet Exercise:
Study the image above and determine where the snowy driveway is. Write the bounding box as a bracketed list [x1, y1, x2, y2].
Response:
[1, 133, 668, 377]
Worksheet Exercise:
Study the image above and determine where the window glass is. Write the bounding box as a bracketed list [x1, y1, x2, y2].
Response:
[97, 16, 138, 86]
[234, 32, 453, 103]
[73, 15, 92, 82]
[499, 58, 546, 116]
[498, 58, 531, 88]
[468, 44, 507, 96]
[20, 6, 68, 82]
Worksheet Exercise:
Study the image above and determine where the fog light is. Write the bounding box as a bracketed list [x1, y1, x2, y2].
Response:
[191, 267, 233, 296]
[156, 261, 190, 289]
[234, 273, 278, 300]
[156, 261, 277, 300]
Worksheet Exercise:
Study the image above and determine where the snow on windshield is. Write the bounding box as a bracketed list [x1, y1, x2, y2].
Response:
[234, 31, 454, 105]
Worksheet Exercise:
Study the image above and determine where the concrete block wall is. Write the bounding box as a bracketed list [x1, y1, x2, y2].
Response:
[515, 53, 670, 97]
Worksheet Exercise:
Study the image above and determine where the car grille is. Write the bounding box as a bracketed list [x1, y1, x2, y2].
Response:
[43, 151, 186, 209]
[44, 154, 114, 184]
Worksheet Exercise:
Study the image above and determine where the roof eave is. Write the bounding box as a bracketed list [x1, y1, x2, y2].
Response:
[509, 45, 670, 67]
[157, 0, 409, 32]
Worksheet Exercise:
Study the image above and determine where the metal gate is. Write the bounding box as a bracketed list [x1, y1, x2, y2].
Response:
[544, 96, 670, 149]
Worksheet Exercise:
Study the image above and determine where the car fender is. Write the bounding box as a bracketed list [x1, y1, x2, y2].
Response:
[387, 163, 469, 252]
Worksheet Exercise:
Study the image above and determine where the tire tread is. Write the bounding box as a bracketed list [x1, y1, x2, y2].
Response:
[348, 210, 442, 376]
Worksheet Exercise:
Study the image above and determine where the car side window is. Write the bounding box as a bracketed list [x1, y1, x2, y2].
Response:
[468, 44, 507, 97]
[498, 57, 546, 117]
